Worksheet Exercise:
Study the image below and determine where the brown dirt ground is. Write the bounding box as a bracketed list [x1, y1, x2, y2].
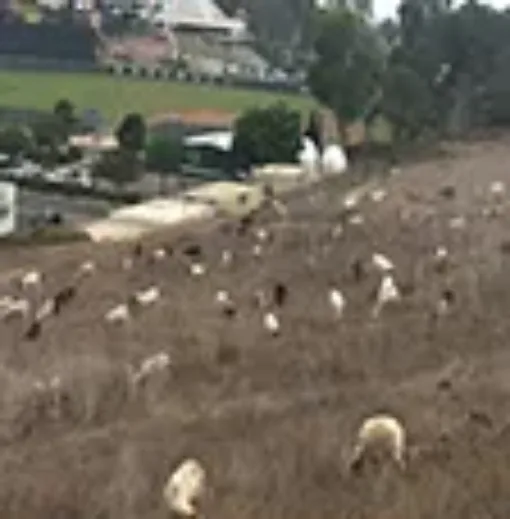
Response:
[1, 136, 510, 518]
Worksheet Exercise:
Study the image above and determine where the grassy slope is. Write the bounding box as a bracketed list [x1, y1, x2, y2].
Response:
[1, 139, 510, 518]
[0, 71, 314, 125]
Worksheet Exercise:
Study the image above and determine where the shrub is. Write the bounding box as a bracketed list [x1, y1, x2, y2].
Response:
[145, 135, 184, 174]
[232, 102, 302, 168]
[115, 113, 147, 152]
[91, 149, 143, 187]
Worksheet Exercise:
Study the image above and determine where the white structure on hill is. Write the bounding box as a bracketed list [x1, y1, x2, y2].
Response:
[0, 181, 17, 238]
[101, 0, 244, 32]
[153, 0, 245, 33]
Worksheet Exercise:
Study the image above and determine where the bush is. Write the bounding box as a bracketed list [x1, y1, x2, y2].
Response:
[92, 149, 143, 187]
[115, 113, 147, 152]
[0, 126, 34, 158]
[232, 102, 302, 168]
[145, 135, 183, 174]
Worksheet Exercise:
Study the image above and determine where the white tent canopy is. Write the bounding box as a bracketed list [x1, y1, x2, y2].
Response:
[154, 0, 245, 31]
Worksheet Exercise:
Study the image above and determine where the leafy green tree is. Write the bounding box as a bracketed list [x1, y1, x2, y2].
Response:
[31, 116, 67, 149]
[232, 102, 301, 168]
[380, 64, 437, 141]
[53, 99, 77, 133]
[145, 136, 183, 174]
[308, 8, 384, 138]
[0, 126, 34, 158]
[115, 113, 147, 152]
[92, 149, 142, 187]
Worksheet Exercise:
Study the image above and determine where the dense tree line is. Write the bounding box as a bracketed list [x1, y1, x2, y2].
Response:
[308, 0, 510, 143]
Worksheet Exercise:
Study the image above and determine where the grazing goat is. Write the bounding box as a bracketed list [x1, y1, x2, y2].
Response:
[133, 286, 161, 307]
[131, 352, 171, 385]
[373, 275, 401, 317]
[20, 270, 42, 290]
[189, 263, 206, 277]
[163, 458, 206, 517]
[105, 304, 130, 324]
[24, 319, 42, 340]
[53, 285, 77, 315]
[273, 283, 288, 307]
[329, 288, 346, 318]
[182, 244, 202, 258]
[0, 296, 29, 321]
[349, 414, 407, 472]
[263, 312, 280, 336]
[215, 290, 236, 318]
[372, 253, 395, 273]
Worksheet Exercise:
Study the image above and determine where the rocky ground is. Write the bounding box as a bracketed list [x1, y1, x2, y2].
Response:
[0, 137, 509, 518]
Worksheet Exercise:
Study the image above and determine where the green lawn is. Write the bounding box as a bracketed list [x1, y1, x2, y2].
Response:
[0, 71, 314, 126]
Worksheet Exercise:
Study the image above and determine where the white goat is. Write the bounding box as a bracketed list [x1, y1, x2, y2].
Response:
[220, 249, 233, 267]
[434, 246, 448, 261]
[372, 253, 395, 273]
[329, 288, 346, 318]
[373, 275, 401, 316]
[272, 199, 288, 217]
[370, 188, 387, 203]
[215, 290, 232, 307]
[489, 181, 506, 197]
[163, 458, 206, 517]
[78, 260, 96, 276]
[105, 303, 130, 323]
[322, 143, 348, 176]
[0, 296, 29, 320]
[189, 263, 206, 277]
[152, 248, 167, 261]
[35, 298, 56, 322]
[263, 312, 280, 336]
[348, 214, 365, 226]
[255, 227, 270, 243]
[132, 351, 171, 384]
[449, 216, 466, 230]
[349, 414, 407, 471]
[20, 270, 42, 289]
[343, 192, 360, 211]
[133, 286, 161, 307]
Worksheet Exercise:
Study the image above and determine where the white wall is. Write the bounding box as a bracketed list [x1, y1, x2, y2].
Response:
[0, 182, 17, 238]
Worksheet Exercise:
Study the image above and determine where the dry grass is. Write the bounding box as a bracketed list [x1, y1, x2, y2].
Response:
[0, 136, 510, 518]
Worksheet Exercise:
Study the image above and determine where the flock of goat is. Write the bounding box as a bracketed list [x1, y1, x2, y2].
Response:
[0, 167, 507, 516]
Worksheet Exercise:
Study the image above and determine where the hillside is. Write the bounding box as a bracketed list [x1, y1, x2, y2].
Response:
[0, 137, 510, 518]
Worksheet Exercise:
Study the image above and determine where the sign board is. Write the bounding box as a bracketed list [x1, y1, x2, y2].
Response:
[0, 182, 17, 237]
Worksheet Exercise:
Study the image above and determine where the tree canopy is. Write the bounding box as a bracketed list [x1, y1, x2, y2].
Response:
[115, 113, 147, 152]
[232, 102, 302, 168]
[307, 0, 510, 142]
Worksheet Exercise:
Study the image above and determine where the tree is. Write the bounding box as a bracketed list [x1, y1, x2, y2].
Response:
[380, 64, 436, 141]
[53, 99, 76, 129]
[216, 0, 316, 66]
[31, 116, 67, 151]
[232, 102, 302, 168]
[145, 136, 183, 174]
[308, 8, 384, 137]
[92, 149, 142, 187]
[115, 113, 146, 152]
[0, 126, 34, 158]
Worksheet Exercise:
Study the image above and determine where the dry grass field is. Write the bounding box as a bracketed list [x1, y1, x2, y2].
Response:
[0, 136, 510, 518]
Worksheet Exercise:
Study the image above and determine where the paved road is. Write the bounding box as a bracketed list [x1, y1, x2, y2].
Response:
[16, 188, 115, 233]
